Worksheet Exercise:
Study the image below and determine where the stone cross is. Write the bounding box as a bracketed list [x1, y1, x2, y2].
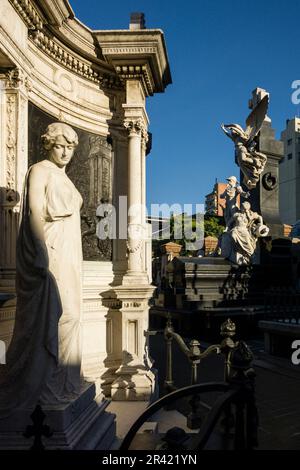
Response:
[249, 87, 271, 122]
[23, 405, 52, 450]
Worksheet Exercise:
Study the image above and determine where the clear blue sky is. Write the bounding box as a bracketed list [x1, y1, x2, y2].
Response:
[71, 0, 300, 211]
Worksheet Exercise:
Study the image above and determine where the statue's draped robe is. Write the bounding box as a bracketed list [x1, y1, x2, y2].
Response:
[0, 160, 83, 416]
[231, 213, 256, 259]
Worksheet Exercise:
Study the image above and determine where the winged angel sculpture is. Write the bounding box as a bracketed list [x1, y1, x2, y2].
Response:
[221, 95, 268, 190]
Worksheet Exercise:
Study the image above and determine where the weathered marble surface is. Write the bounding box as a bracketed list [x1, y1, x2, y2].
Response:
[221, 201, 269, 265]
[220, 175, 249, 226]
[0, 123, 83, 414]
[221, 91, 269, 189]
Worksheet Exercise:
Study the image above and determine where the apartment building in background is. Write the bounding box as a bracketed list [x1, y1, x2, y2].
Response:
[279, 117, 300, 225]
[205, 180, 229, 216]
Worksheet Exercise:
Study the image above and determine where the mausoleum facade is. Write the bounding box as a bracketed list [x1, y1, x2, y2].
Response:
[0, 0, 171, 401]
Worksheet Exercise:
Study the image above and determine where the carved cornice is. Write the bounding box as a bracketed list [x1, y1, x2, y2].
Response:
[30, 30, 122, 88]
[115, 64, 154, 97]
[8, 1, 172, 95]
[38, 0, 74, 27]
[95, 31, 172, 94]
[31, 30, 99, 82]
[102, 46, 157, 55]
[8, 1, 122, 88]
[9, 0, 43, 31]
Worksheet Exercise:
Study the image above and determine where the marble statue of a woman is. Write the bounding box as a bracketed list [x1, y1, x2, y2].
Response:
[221, 201, 269, 265]
[0, 122, 83, 415]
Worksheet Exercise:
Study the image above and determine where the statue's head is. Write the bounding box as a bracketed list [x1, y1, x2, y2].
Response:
[242, 201, 251, 211]
[41, 122, 78, 168]
[226, 176, 237, 186]
[42, 122, 78, 150]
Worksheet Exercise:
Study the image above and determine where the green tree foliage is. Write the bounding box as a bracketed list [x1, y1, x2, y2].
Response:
[152, 213, 225, 257]
[204, 214, 225, 238]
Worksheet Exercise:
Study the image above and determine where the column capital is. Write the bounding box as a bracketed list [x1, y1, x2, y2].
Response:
[141, 127, 149, 151]
[4, 68, 32, 94]
[123, 118, 146, 137]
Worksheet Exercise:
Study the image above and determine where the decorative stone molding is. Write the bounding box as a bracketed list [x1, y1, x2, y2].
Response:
[4, 189, 19, 205]
[115, 64, 154, 97]
[8, 1, 122, 88]
[6, 95, 16, 190]
[101, 299, 122, 310]
[102, 47, 157, 55]
[30, 30, 122, 89]
[83, 301, 103, 312]
[126, 239, 142, 254]
[0, 309, 16, 322]
[9, 0, 43, 31]
[141, 126, 149, 151]
[31, 30, 98, 81]
[5, 68, 32, 92]
[95, 30, 172, 95]
[99, 298, 147, 310]
[39, 0, 74, 27]
[122, 301, 146, 309]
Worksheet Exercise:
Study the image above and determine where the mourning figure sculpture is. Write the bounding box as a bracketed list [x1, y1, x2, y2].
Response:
[0, 122, 83, 416]
[221, 201, 269, 265]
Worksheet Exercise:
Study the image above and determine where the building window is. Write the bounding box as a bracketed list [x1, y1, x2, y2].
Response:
[288, 138, 292, 145]
[288, 153, 293, 160]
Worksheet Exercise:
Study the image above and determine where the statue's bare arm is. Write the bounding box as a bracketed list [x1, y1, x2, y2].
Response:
[221, 124, 233, 140]
[28, 164, 49, 269]
[253, 213, 263, 226]
[236, 185, 250, 198]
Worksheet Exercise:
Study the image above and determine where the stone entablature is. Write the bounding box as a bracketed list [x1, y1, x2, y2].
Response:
[95, 30, 172, 97]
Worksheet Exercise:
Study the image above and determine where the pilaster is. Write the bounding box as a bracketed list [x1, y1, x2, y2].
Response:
[0, 67, 30, 285]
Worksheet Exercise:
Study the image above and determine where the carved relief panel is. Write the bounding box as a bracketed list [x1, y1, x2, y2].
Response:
[28, 102, 113, 261]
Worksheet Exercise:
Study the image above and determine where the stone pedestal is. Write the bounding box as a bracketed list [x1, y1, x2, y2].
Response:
[0, 383, 116, 449]
[81, 261, 114, 389]
[0, 293, 14, 350]
[101, 285, 156, 401]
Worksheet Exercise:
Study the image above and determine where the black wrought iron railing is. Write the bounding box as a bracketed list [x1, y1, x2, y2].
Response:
[120, 339, 258, 451]
[263, 287, 300, 324]
[158, 314, 238, 391]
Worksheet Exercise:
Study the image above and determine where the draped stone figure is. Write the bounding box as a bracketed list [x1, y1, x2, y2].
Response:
[221, 94, 269, 190]
[221, 202, 269, 265]
[0, 123, 83, 416]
